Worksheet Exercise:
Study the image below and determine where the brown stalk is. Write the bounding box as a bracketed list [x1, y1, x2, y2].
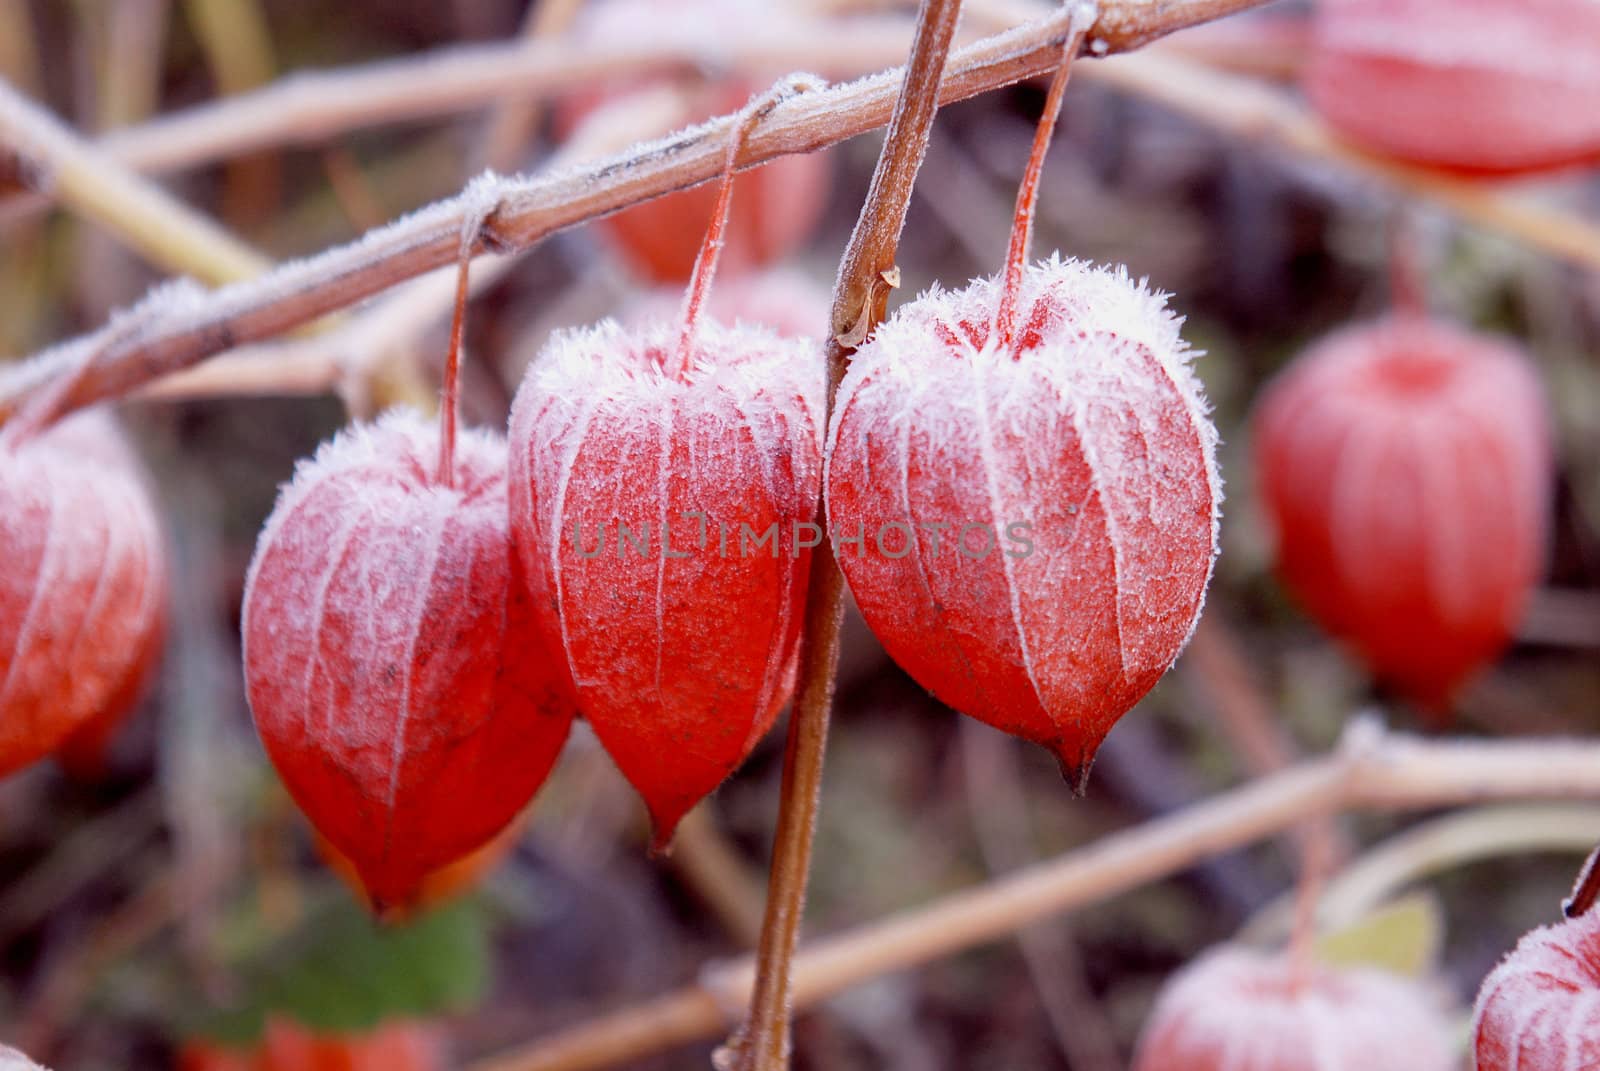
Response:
[726, 3, 964, 1067]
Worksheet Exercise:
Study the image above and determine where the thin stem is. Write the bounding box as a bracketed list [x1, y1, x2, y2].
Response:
[436, 213, 482, 488]
[466, 727, 1600, 1071]
[728, 2, 965, 1067]
[674, 83, 808, 378]
[994, 3, 1093, 355]
[726, 551, 848, 1071]
[1565, 843, 1600, 919]
[1388, 209, 1429, 318]
[1237, 803, 1600, 943]
[1286, 816, 1334, 989]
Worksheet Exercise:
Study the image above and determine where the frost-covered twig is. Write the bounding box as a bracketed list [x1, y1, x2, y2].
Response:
[0, 80, 269, 284]
[0, 0, 1271, 424]
[465, 725, 1600, 1071]
[0, 0, 1254, 199]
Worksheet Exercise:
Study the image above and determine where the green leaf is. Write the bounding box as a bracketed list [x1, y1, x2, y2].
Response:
[1313, 892, 1444, 978]
[186, 891, 489, 1044]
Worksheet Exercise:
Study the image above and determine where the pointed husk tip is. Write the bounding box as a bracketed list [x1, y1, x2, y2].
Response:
[1052, 741, 1102, 798]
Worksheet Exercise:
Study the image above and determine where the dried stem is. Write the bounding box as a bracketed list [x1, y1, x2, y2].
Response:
[96, 0, 170, 131]
[0, 0, 40, 93]
[0, 4, 1240, 427]
[994, 3, 1092, 355]
[674, 82, 812, 377]
[435, 207, 482, 487]
[1240, 803, 1600, 942]
[1182, 615, 1358, 869]
[1286, 813, 1335, 988]
[466, 725, 1600, 1071]
[124, 89, 698, 416]
[1565, 843, 1600, 919]
[0, 80, 269, 284]
[1388, 209, 1429, 318]
[727, 5, 964, 1066]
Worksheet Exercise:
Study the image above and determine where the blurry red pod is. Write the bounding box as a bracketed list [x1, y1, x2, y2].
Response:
[618, 267, 832, 342]
[1304, 0, 1600, 175]
[507, 317, 825, 848]
[825, 258, 1221, 787]
[557, 0, 832, 283]
[53, 602, 165, 778]
[1132, 946, 1456, 1071]
[243, 410, 576, 912]
[1474, 908, 1600, 1070]
[1252, 315, 1551, 711]
[256, 1018, 443, 1071]
[178, 1041, 254, 1071]
[45, 411, 169, 777]
[178, 1018, 444, 1071]
[0, 409, 166, 778]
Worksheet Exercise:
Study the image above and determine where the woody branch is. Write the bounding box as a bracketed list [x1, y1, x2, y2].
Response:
[0, 0, 1272, 426]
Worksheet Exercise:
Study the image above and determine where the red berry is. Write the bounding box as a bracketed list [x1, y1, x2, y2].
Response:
[179, 1018, 443, 1071]
[559, 0, 831, 282]
[826, 258, 1220, 785]
[1252, 315, 1550, 710]
[46, 412, 169, 777]
[826, 19, 1217, 786]
[508, 317, 823, 847]
[1474, 908, 1600, 1069]
[1133, 947, 1455, 1071]
[510, 81, 826, 849]
[1, 410, 166, 778]
[242, 411, 575, 911]
[1304, 0, 1600, 176]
